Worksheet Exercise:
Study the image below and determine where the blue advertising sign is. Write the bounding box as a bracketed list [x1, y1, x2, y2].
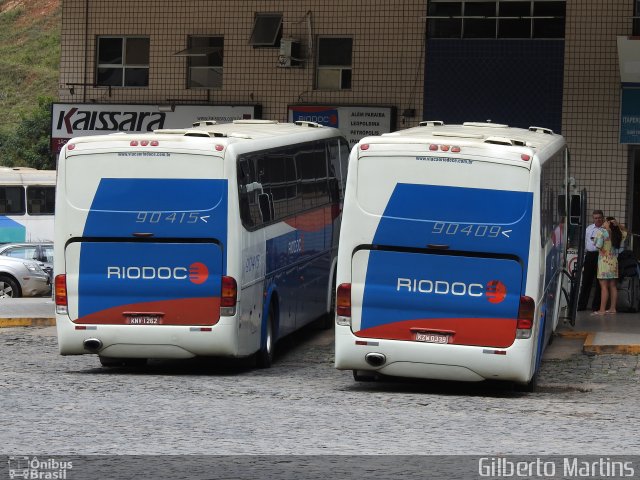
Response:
[288, 105, 395, 148]
[620, 87, 640, 144]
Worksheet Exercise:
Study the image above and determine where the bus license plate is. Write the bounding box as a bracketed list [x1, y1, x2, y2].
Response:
[414, 332, 449, 344]
[126, 315, 161, 325]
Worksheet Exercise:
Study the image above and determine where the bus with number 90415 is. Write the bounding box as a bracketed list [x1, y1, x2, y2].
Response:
[54, 120, 349, 368]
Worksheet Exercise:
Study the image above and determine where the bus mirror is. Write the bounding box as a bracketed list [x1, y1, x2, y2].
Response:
[569, 194, 581, 226]
[258, 193, 273, 223]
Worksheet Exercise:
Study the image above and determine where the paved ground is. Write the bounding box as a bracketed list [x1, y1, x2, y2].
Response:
[0, 324, 639, 458]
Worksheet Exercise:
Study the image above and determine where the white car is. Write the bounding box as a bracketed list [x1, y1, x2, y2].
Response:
[0, 255, 51, 298]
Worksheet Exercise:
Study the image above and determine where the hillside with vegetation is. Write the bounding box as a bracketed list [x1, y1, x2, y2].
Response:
[0, 0, 61, 169]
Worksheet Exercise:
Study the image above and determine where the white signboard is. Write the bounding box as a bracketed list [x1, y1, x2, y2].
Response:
[288, 105, 395, 147]
[51, 103, 258, 153]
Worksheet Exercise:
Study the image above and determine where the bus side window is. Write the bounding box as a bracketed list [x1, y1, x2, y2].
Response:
[26, 186, 55, 215]
[238, 158, 257, 229]
[0, 186, 26, 215]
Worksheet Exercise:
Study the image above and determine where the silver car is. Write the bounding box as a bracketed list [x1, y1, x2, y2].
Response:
[0, 255, 51, 298]
[0, 242, 54, 282]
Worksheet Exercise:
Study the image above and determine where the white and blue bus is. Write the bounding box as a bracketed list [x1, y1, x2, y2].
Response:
[0, 167, 56, 243]
[55, 120, 348, 367]
[334, 122, 576, 390]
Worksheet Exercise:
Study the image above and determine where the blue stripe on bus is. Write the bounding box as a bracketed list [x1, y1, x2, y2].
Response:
[372, 183, 533, 257]
[83, 178, 228, 240]
[0, 216, 26, 242]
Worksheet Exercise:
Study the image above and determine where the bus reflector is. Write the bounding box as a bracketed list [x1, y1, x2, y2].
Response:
[516, 296, 535, 338]
[67, 144, 75, 151]
[150, 140, 159, 146]
[141, 140, 149, 146]
[360, 144, 369, 151]
[220, 276, 237, 316]
[521, 154, 531, 161]
[130, 140, 139, 146]
[215, 144, 224, 151]
[55, 274, 68, 314]
[429, 144, 438, 151]
[337, 283, 351, 317]
[440, 145, 450, 152]
[451, 146, 461, 153]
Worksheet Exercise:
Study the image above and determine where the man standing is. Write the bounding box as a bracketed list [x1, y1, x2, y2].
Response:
[577, 210, 604, 311]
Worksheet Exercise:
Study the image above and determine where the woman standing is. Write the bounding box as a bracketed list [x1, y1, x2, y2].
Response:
[592, 218, 624, 315]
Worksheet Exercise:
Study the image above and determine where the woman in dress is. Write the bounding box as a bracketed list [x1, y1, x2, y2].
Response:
[592, 218, 624, 315]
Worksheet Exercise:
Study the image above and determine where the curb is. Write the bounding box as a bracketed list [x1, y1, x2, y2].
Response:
[0, 318, 56, 328]
[557, 329, 640, 355]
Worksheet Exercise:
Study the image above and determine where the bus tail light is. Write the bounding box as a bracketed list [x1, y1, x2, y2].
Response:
[336, 283, 351, 324]
[220, 276, 237, 316]
[516, 295, 535, 339]
[55, 274, 68, 315]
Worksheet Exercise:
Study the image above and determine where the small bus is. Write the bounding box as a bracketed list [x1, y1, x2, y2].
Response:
[0, 167, 56, 243]
[55, 120, 349, 367]
[334, 121, 576, 390]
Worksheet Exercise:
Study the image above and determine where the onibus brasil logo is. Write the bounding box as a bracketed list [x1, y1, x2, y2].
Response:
[7, 456, 73, 479]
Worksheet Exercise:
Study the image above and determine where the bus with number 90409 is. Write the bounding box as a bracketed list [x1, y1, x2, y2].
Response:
[334, 121, 580, 390]
[54, 120, 349, 368]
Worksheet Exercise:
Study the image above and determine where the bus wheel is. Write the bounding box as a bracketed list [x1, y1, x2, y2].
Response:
[319, 277, 336, 330]
[353, 370, 377, 382]
[515, 373, 538, 393]
[256, 305, 275, 368]
[99, 357, 147, 368]
[0, 276, 20, 298]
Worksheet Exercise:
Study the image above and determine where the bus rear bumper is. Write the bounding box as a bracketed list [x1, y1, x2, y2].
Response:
[56, 315, 239, 358]
[335, 324, 533, 383]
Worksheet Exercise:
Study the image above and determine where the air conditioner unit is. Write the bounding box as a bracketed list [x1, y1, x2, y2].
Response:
[278, 38, 302, 68]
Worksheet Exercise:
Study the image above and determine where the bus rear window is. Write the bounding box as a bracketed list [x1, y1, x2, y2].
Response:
[0, 186, 25, 215]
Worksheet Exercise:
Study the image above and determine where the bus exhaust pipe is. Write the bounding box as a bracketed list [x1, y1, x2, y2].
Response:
[83, 338, 103, 352]
[365, 353, 386, 367]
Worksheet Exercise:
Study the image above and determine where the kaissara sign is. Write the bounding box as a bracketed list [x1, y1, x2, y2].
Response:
[50, 103, 259, 153]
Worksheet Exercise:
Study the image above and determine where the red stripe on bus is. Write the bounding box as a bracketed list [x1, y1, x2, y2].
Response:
[73, 297, 221, 325]
[355, 317, 517, 348]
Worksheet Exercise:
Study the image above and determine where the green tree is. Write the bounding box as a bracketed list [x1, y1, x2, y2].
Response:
[1, 96, 55, 170]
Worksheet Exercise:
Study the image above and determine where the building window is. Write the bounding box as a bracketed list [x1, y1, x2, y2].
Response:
[174, 36, 224, 89]
[635, 1, 640, 35]
[427, 1, 566, 39]
[249, 13, 283, 47]
[316, 38, 352, 90]
[96, 36, 150, 87]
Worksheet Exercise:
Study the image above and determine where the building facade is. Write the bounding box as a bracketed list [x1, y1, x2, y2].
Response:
[56, 0, 638, 244]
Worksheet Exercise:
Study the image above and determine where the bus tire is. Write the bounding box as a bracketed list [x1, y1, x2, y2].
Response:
[256, 304, 275, 368]
[353, 370, 376, 382]
[99, 357, 147, 368]
[515, 373, 538, 393]
[0, 275, 20, 298]
[319, 276, 336, 330]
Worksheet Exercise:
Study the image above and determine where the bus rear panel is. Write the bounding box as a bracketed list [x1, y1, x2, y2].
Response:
[335, 123, 569, 386]
[56, 120, 348, 363]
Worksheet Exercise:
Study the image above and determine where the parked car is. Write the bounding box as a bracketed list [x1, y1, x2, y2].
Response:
[0, 242, 53, 281]
[0, 255, 51, 298]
